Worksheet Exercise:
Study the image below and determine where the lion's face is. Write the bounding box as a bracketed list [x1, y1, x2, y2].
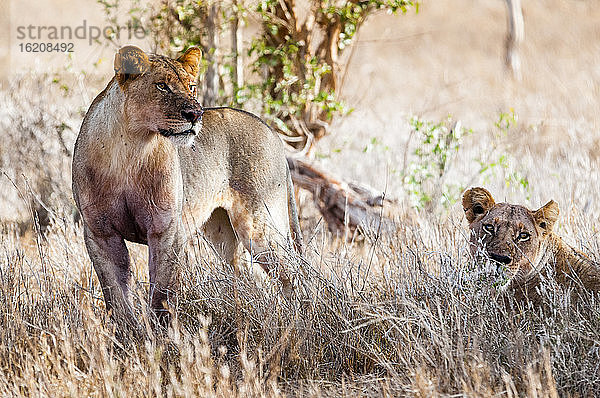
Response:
[114, 46, 203, 146]
[462, 187, 559, 287]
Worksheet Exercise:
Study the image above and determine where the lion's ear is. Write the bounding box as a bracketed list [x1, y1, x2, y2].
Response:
[114, 46, 150, 81]
[534, 200, 559, 233]
[462, 187, 496, 224]
[177, 47, 202, 79]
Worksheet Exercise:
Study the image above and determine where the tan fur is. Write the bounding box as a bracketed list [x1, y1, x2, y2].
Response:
[463, 187, 600, 296]
[72, 46, 303, 328]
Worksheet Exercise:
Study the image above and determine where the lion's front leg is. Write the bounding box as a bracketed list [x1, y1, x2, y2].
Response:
[83, 226, 137, 328]
[148, 221, 186, 327]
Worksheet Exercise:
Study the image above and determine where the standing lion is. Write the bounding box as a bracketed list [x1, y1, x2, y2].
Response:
[72, 46, 303, 328]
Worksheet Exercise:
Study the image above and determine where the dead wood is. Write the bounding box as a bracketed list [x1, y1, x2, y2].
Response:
[287, 157, 394, 238]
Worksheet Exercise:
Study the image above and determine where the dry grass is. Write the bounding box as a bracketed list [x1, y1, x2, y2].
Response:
[1, 1, 600, 396]
[2, 92, 600, 395]
[1, 191, 600, 396]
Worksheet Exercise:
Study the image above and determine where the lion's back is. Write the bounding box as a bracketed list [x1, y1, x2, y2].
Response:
[179, 107, 288, 205]
[201, 107, 283, 148]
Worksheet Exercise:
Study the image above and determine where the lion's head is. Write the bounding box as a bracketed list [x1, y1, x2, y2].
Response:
[113, 45, 203, 146]
[462, 187, 560, 287]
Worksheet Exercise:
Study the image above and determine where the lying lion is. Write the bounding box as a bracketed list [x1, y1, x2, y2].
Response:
[463, 187, 600, 297]
[72, 46, 303, 327]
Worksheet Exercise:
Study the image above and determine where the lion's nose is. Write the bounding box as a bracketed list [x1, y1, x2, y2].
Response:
[182, 108, 202, 123]
[489, 252, 512, 265]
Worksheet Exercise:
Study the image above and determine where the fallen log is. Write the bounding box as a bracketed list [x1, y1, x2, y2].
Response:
[287, 157, 394, 238]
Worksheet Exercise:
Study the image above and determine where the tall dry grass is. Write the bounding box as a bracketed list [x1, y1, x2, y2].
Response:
[1, 198, 599, 396]
[2, 4, 600, 389]
[1, 91, 600, 396]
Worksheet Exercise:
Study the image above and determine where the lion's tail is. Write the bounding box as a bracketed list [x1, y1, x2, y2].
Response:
[286, 159, 304, 255]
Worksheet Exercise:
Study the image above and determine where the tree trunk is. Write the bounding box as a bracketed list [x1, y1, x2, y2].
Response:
[230, 0, 244, 91]
[203, 3, 220, 106]
[505, 0, 524, 80]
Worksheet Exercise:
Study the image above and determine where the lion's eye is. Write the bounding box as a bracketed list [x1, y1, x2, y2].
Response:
[156, 82, 170, 93]
[518, 232, 530, 242]
[189, 84, 197, 95]
[483, 223, 495, 234]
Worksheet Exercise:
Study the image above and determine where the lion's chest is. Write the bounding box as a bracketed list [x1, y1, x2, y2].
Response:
[122, 192, 176, 244]
[78, 149, 183, 243]
[82, 186, 179, 245]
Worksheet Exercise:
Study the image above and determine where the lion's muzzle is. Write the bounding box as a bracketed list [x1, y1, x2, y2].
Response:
[489, 252, 512, 266]
[181, 108, 203, 124]
[158, 107, 203, 140]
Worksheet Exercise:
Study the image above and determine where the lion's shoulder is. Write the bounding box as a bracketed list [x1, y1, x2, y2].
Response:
[200, 107, 283, 148]
[203, 107, 271, 127]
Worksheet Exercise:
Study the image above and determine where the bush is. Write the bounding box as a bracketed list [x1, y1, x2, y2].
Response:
[402, 111, 529, 211]
[101, 0, 416, 149]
